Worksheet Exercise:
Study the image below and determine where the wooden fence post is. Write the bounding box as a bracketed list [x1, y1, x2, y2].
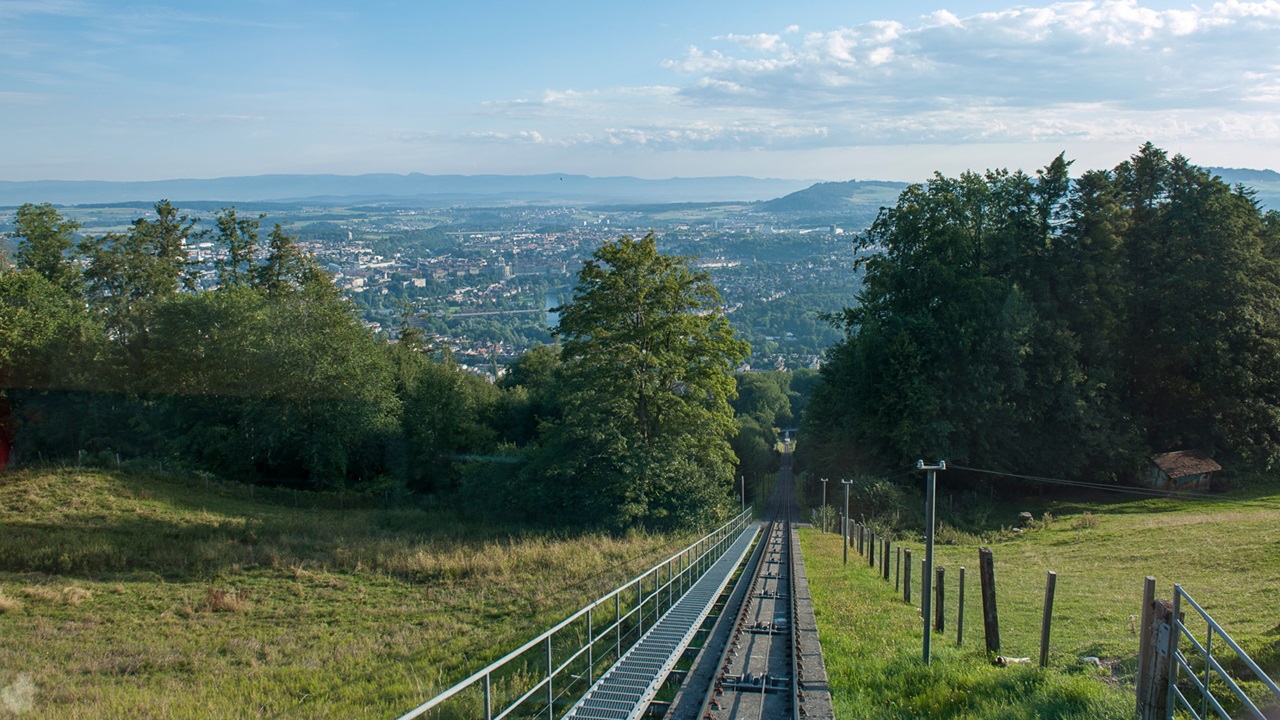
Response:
[1135, 577, 1157, 716]
[1137, 598, 1175, 720]
[957, 566, 966, 646]
[904, 549, 913, 603]
[883, 539, 891, 581]
[978, 547, 1000, 653]
[935, 566, 945, 632]
[869, 533, 876, 567]
[1040, 571, 1057, 667]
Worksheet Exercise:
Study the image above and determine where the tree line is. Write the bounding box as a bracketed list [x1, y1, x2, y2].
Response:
[1, 210, 767, 528]
[801, 144, 1280, 483]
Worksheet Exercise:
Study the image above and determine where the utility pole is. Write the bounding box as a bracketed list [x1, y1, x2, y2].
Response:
[918, 459, 946, 665]
[841, 478, 853, 565]
[820, 477, 828, 532]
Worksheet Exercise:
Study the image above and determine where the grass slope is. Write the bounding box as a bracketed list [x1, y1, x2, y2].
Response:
[0, 467, 694, 719]
[801, 485, 1280, 719]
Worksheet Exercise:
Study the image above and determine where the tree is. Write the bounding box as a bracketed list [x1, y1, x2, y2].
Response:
[7, 203, 80, 291]
[256, 224, 317, 296]
[80, 200, 200, 359]
[524, 233, 748, 528]
[803, 144, 1280, 485]
[214, 207, 262, 289]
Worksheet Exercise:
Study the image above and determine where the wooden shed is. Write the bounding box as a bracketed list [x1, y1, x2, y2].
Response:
[1141, 450, 1221, 491]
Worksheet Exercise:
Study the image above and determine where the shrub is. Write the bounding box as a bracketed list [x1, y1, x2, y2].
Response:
[200, 586, 250, 613]
[1072, 511, 1100, 529]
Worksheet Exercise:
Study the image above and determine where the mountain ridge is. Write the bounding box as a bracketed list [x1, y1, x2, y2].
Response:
[0, 172, 816, 207]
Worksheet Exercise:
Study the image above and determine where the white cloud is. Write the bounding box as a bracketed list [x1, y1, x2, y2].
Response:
[462, 2, 1280, 156]
[670, 2, 1280, 111]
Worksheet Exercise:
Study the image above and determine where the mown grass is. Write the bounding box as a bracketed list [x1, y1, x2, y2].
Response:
[802, 481, 1280, 719]
[803, 528, 1135, 719]
[0, 467, 696, 719]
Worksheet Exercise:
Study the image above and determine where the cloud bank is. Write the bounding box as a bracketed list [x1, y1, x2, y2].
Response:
[482, 1, 1280, 152]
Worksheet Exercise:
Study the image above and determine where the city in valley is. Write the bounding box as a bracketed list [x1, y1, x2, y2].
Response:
[32, 192, 886, 377]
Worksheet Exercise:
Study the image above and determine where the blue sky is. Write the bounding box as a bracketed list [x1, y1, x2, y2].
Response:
[3, 0, 1279, 181]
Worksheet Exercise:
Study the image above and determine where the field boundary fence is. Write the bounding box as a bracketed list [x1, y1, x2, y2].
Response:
[1137, 582, 1280, 720]
[396, 509, 754, 720]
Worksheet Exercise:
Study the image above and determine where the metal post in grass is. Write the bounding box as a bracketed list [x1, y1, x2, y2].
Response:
[918, 459, 945, 665]
[957, 566, 966, 646]
[842, 479, 853, 565]
[821, 478, 828, 532]
[587, 607, 594, 685]
[1039, 571, 1057, 668]
[484, 672, 493, 720]
[546, 635, 554, 719]
[904, 549, 912, 603]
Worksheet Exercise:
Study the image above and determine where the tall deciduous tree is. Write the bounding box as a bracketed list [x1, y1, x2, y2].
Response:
[524, 233, 748, 528]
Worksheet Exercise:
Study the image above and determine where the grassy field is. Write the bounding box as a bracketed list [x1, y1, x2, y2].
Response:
[0, 467, 696, 719]
[801, 480, 1280, 719]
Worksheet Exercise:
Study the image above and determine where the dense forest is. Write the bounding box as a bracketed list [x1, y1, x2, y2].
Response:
[801, 144, 1280, 483]
[1, 208, 791, 528]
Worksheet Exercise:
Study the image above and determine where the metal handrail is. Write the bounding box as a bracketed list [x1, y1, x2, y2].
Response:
[397, 509, 754, 720]
[1166, 584, 1280, 720]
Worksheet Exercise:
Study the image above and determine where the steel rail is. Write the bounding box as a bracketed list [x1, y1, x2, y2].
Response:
[698, 467, 800, 720]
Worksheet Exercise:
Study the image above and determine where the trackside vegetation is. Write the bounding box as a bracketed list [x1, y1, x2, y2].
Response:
[2, 208, 751, 529]
[0, 465, 696, 718]
[799, 477, 1280, 719]
[803, 144, 1280, 482]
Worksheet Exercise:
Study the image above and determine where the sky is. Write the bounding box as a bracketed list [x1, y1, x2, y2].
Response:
[3, 0, 1280, 182]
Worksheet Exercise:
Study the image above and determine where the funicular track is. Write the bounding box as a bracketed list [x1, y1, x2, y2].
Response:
[679, 446, 832, 720]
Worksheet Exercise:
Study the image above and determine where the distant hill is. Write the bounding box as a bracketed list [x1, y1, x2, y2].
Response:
[759, 180, 909, 214]
[1208, 167, 1280, 209]
[0, 173, 815, 207]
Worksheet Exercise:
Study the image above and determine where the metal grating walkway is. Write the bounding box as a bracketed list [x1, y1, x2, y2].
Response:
[565, 524, 760, 720]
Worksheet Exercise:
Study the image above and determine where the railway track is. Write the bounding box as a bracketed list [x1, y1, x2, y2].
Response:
[674, 443, 832, 720]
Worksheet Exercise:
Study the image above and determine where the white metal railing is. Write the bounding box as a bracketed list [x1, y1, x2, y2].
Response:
[396, 509, 754, 720]
[1166, 584, 1280, 720]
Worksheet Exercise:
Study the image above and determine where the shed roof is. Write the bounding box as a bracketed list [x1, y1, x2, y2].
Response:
[1151, 450, 1221, 478]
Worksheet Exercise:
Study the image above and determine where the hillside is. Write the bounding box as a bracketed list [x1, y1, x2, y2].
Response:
[0, 466, 693, 719]
[759, 179, 910, 214]
[1209, 166, 1280, 209]
[0, 173, 814, 207]
[802, 477, 1280, 719]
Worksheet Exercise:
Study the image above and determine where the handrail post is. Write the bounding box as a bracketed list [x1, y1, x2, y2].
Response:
[615, 593, 621, 661]
[484, 673, 492, 720]
[587, 607, 594, 686]
[638, 572, 645, 637]
[1203, 625, 1212, 720]
[546, 635, 554, 719]
[1166, 586, 1183, 716]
